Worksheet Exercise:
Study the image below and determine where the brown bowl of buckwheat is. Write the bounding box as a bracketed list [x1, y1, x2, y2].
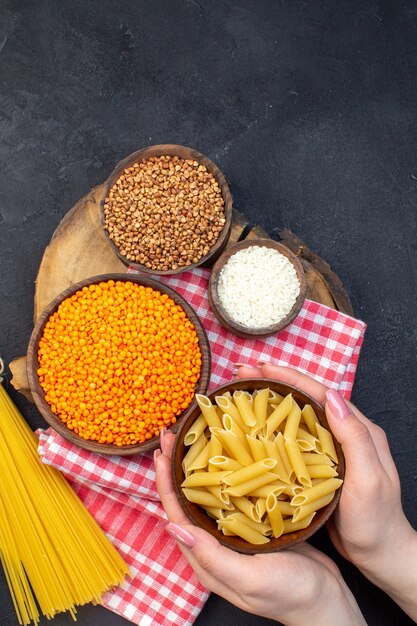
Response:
[100, 144, 233, 275]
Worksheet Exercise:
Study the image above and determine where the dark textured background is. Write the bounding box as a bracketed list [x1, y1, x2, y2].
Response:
[0, 1, 416, 625]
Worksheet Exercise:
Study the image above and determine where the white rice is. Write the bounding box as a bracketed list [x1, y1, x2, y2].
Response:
[217, 246, 301, 328]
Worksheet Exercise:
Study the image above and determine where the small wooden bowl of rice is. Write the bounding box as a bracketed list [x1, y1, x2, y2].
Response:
[171, 378, 345, 554]
[208, 239, 306, 338]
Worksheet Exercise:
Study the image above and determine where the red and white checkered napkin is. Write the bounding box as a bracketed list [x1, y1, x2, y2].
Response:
[37, 267, 366, 626]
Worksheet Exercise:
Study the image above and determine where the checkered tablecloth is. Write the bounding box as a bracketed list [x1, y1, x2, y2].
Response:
[37, 267, 366, 626]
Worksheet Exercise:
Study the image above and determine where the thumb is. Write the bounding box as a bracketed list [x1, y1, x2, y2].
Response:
[165, 521, 250, 591]
[325, 389, 382, 476]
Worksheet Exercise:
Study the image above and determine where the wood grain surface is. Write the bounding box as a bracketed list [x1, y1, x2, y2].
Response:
[9, 193, 352, 399]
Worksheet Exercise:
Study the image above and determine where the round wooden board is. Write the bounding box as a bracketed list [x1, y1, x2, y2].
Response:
[9, 185, 353, 398]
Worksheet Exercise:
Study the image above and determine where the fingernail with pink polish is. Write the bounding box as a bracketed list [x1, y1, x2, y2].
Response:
[153, 449, 161, 464]
[165, 522, 195, 548]
[326, 389, 350, 419]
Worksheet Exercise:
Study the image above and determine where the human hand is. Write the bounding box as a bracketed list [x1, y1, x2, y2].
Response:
[155, 430, 366, 626]
[236, 363, 417, 619]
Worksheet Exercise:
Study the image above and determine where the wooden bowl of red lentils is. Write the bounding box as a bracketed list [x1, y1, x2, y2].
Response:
[27, 274, 211, 455]
[100, 144, 233, 274]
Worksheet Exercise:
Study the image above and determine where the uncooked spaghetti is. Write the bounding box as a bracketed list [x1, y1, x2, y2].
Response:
[0, 367, 130, 625]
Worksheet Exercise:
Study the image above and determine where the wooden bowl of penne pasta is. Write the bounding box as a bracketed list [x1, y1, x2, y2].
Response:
[171, 379, 345, 554]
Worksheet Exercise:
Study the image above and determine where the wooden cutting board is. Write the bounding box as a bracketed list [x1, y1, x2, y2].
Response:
[9, 183, 353, 400]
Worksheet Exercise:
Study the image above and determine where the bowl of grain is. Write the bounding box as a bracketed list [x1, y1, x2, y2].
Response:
[27, 273, 211, 456]
[171, 378, 344, 554]
[100, 144, 233, 274]
[208, 239, 306, 338]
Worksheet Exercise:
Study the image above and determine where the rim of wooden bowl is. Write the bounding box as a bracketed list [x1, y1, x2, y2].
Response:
[26, 273, 211, 456]
[208, 239, 307, 338]
[171, 378, 345, 554]
[99, 144, 233, 275]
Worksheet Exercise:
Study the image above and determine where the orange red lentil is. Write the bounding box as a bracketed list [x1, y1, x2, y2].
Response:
[37, 280, 202, 446]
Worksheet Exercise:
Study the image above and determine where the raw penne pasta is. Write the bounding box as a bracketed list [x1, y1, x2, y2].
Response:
[255, 497, 267, 518]
[284, 438, 312, 487]
[253, 388, 269, 432]
[223, 459, 277, 486]
[222, 414, 252, 454]
[230, 496, 260, 522]
[259, 436, 291, 484]
[215, 395, 249, 433]
[275, 500, 295, 517]
[218, 518, 270, 544]
[296, 427, 322, 453]
[205, 507, 224, 519]
[182, 488, 227, 509]
[181, 471, 232, 487]
[196, 395, 222, 429]
[184, 414, 207, 445]
[248, 485, 286, 498]
[264, 394, 293, 438]
[233, 391, 257, 427]
[292, 492, 335, 522]
[208, 455, 243, 472]
[206, 485, 232, 506]
[283, 400, 302, 441]
[301, 405, 319, 436]
[268, 390, 284, 405]
[205, 485, 233, 511]
[296, 439, 315, 452]
[246, 434, 266, 462]
[266, 493, 284, 538]
[224, 512, 271, 534]
[282, 512, 316, 534]
[210, 428, 254, 466]
[182, 433, 207, 475]
[180, 389, 342, 545]
[302, 452, 334, 466]
[187, 440, 212, 472]
[223, 472, 279, 497]
[274, 432, 295, 479]
[291, 478, 343, 506]
[207, 434, 223, 467]
[316, 423, 339, 463]
[307, 465, 338, 479]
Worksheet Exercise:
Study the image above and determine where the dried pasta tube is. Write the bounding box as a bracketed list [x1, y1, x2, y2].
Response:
[259, 436, 291, 484]
[208, 455, 243, 472]
[301, 405, 319, 436]
[218, 518, 269, 544]
[230, 496, 260, 522]
[283, 401, 302, 441]
[223, 459, 277, 486]
[233, 391, 257, 427]
[316, 423, 339, 463]
[284, 438, 312, 487]
[266, 493, 284, 538]
[196, 395, 222, 429]
[274, 432, 295, 479]
[265, 394, 293, 438]
[291, 478, 343, 506]
[292, 492, 335, 522]
[215, 396, 249, 433]
[283, 513, 316, 534]
[210, 428, 254, 466]
[184, 414, 207, 445]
